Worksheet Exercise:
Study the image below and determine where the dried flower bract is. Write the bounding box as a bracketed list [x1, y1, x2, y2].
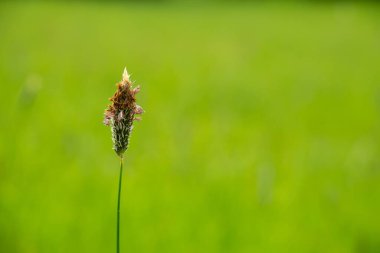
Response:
[104, 68, 143, 157]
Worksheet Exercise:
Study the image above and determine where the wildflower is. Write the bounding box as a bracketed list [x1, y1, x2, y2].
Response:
[104, 68, 143, 157]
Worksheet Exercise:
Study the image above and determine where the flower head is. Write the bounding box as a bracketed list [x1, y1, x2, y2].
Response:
[104, 68, 143, 157]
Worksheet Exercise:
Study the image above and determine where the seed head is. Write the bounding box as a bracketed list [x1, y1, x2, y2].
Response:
[104, 68, 143, 157]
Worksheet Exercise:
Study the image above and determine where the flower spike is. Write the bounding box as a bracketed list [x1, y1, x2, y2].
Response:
[104, 68, 143, 157]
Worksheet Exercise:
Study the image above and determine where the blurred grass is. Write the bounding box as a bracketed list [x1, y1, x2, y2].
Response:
[0, 1, 380, 253]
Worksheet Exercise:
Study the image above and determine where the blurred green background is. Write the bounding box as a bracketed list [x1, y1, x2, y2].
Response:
[1, 1, 380, 252]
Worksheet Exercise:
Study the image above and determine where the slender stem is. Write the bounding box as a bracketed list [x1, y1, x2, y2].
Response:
[117, 157, 123, 253]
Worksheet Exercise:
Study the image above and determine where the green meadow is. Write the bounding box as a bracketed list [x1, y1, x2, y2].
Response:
[0, 1, 380, 252]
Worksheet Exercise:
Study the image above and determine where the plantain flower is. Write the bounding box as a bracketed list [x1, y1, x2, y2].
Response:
[104, 68, 143, 157]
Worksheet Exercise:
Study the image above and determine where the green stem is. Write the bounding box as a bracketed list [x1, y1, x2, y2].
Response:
[117, 157, 123, 253]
